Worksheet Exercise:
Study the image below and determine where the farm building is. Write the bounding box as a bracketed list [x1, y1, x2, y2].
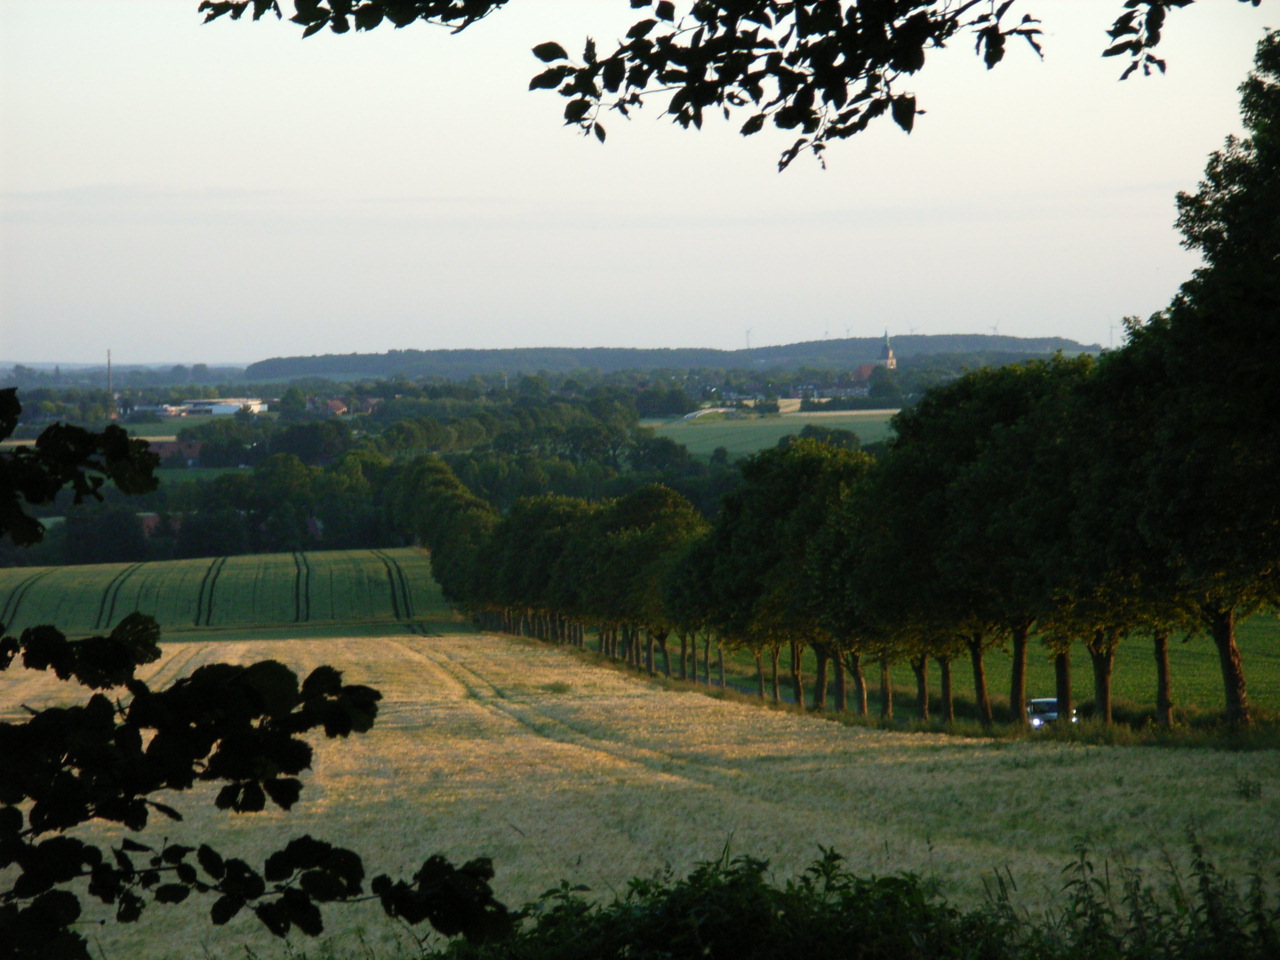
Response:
[182, 398, 267, 415]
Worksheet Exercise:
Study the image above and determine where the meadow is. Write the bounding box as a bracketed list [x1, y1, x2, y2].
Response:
[4, 632, 1277, 959]
[708, 615, 1280, 724]
[124, 416, 218, 438]
[152, 465, 248, 485]
[0, 548, 464, 639]
[651, 409, 898, 459]
[4, 552, 1278, 957]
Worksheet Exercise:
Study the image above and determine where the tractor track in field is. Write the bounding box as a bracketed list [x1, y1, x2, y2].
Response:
[388, 638, 768, 800]
[0, 568, 56, 630]
[194, 556, 228, 627]
[138, 642, 211, 688]
[293, 552, 312, 623]
[373, 550, 413, 621]
[389, 552, 416, 619]
[96, 562, 145, 631]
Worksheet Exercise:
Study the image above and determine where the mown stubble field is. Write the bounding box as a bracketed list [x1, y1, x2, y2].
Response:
[5, 632, 1278, 959]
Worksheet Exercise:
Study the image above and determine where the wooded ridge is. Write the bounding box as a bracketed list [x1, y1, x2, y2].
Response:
[243, 334, 1097, 381]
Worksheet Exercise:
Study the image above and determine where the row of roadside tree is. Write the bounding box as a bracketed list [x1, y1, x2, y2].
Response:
[399, 33, 1280, 726]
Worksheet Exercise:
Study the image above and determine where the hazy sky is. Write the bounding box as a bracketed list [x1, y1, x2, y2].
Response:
[1, 1, 1274, 365]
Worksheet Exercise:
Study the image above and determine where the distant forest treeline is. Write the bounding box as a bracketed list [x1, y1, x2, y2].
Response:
[242, 334, 1097, 381]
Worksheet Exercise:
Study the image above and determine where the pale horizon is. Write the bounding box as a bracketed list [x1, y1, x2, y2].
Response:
[2, 1, 1274, 365]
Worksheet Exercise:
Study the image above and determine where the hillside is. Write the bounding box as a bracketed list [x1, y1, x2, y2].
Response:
[243, 334, 1099, 381]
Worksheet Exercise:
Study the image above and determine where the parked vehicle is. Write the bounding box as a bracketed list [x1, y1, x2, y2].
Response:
[1027, 698, 1077, 727]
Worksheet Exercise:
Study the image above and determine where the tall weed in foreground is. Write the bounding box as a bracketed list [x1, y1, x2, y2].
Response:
[423, 843, 1278, 960]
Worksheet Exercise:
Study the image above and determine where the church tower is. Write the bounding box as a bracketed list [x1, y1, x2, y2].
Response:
[877, 330, 897, 370]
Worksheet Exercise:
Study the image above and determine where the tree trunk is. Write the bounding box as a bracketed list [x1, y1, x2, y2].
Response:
[1054, 650, 1073, 723]
[770, 646, 780, 703]
[1153, 630, 1173, 727]
[789, 640, 805, 709]
[937, 656, 954, 723]
[656, 632, 671, 678]
[879, 658, 893, 719]
[679, 633, 689, 681]
[702, 635, 711, 685]
[646, 630, 656, 676]
[845, 651, 867, 716]
[1206, 605, 1250, 726]
[1009, 622, 1030, 727]
[754, 650, 766, 699]
[911, 655, 929, 721]
[834, 652, 847, 713]
[967, 634, 993, 727]
[1088, 634, 1115, 725]
[812, 644, 830, 712]
[717, 643, 725, 689]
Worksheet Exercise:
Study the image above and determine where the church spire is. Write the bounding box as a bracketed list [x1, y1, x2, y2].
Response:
[878, 331, 897, 370]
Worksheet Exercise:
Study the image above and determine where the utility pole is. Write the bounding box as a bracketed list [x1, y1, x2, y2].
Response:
[107, 349, 118, 420]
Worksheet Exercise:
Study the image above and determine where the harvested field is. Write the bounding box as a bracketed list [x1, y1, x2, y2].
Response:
[6, 632, 1278, 959]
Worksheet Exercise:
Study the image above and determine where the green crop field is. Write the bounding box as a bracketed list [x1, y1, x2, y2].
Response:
[124, 417, 215, 438]
[0, 548, 462, 639]
[653, 410, 898, 459]
[153, 466, 248, 484]
[4, 633, 1277, 960]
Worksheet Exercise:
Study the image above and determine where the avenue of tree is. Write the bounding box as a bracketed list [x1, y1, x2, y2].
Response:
[382, 30, 1280, 728]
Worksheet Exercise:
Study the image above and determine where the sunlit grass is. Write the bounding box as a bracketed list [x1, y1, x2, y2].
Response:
[705, 613, 1280, 722]
[6, 631, 1277, 958]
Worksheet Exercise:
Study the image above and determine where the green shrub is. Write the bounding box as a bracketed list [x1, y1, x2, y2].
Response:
[430, 842, 1280, 960]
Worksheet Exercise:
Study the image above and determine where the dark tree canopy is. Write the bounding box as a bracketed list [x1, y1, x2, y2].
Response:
[198, 1, 1258, 167]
